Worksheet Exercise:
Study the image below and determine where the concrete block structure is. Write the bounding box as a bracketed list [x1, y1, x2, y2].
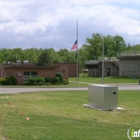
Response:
[85, 57, 119, 77]
[117, 53, 140, 77]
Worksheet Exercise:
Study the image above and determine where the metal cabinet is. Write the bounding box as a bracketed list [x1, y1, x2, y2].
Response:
[88, 84, 118, 110]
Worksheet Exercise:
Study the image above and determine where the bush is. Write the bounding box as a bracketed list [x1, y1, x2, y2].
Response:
[36, 77, 45, 84]
[28, 78, 36, 85]
[0, 77, 6, 84]
[45, 77, 53, 84]
[55, 73, 63, 83]
[23, 81, 30, 85]
[0, 75, 17, 85]
[46, 82, 50, 85]
[38, 82, 44, 85]
[62, 79, 69, 85]
[9, 75, 17, 85]
[0, 78, 10, 85]
[53, 77, 60, 85]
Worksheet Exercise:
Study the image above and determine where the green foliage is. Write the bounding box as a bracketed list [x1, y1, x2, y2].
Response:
[0, 78, 9, 85]
[53, 77, 60, 85]
[45, 77, 53, 84]
[25, 77, 45, 85]
[125, 44, 140, 53]
[28, 78, 36, 85]
[82, 33, 126, 60]
[62, 79, 69, 85]
[38, 82, 44, 85]
[0, 91, 140, 140]
[46, 82, 50, 85]
[55, 72, 63, 83]
[9, 75, 17, 85]
[0, 75, 17, 85]
[36, 77, 45, 84]
[0, 77, 6, 84]
[37, 49, 53, 66]
[23, 81, 30, 85]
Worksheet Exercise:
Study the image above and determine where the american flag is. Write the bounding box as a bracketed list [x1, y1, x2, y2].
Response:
[71, 40, 77, 50]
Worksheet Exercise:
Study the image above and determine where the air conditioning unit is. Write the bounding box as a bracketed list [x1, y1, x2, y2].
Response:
[17, 73, 21, 76]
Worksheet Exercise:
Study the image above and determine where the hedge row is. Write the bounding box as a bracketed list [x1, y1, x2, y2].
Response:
[24, 73, 69, 85]
[0, 73, 69, 86]
[0, 75, 17, 85]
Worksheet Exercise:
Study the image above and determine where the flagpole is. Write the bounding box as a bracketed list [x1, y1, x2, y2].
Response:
[76, 20, 78, 83]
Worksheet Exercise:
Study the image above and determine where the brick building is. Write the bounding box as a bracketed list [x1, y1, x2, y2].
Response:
[0, 63, 77, 84]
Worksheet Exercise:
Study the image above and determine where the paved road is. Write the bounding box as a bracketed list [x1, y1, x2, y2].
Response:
[0, 84, 140, 94]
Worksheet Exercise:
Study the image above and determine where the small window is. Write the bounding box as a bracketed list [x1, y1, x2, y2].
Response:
[63, 70, 65, 73]
[24, 72, 30, 76]
[31, 72, 37, 76]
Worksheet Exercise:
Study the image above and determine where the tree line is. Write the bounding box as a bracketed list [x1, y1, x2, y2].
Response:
[0, 33, 139, 70]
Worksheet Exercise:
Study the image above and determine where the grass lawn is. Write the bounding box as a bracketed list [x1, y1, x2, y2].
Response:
[69, 74, 140, 84]
[0, 90, 140, 140]
[0, 75, 139, 88]
[0, 82, 89, 88]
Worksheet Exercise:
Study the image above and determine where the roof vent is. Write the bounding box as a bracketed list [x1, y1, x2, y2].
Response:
[23, 60, 29, 64]
[7, 61, 11, 64]
[17, 60, 21, 64]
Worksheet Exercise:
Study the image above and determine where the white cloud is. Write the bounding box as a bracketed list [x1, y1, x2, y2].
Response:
[0, 0, 140, 49]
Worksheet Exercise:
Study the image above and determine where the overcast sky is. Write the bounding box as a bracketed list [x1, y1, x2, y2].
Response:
[0, 0, 140, 50]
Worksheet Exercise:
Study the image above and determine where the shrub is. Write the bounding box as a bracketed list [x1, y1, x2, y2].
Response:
[55, 73, 63, 83]
[0, 77, 6, 84]
[62, 79, 69, 85]
[28, 78, 36, 85]
[45, 77, 53, 84]
[0, 75, 17, 85]
[9, 75, 17, 85]
[38, 82, 44, 85]
[23, 81, 30, 85]
[36, 77, 45, 84]
[34, 82, 38, 85]
[46, 82, 50, 85]
[53, 77, 60, 85]
[0, 78, 10, 85]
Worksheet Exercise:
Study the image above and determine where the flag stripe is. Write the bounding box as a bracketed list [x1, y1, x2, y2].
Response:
[71, 40, 77, 50]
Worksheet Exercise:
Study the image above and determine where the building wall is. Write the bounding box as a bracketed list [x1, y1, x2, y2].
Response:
[55, 65, 68, 79]
[87, 62, 119, 77]
[0, 64, 69, 84]
[56, 63, 77, 77]
[119, 58, 140, 77]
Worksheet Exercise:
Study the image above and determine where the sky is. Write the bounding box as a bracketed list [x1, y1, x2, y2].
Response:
[0, 0, 140, 51]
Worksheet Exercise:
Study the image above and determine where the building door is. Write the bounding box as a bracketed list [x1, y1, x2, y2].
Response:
[107, 68, 110, 76]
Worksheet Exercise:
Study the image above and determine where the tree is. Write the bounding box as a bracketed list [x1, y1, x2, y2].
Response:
[78, 47, 89, 70]
[82, 33, 103, 60]
[37, 49, 53, 66]
[82, 33, 126, 59]
[57, 49, 69, 62]
[48, 48, 61, 63]
[113, 35, 126, 56]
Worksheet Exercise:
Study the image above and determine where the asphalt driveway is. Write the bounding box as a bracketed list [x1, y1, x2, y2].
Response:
[0, 84, 140, 94]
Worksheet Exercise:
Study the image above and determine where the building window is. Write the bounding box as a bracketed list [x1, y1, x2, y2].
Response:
[31, 72, 37, 76]
[23, 71, 37, 81]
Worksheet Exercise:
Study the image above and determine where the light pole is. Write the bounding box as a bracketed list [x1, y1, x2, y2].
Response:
[97, 34, 104, 84]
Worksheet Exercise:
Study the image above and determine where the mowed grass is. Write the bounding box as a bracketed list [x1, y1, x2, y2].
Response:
[0, 74, 139, 89]
[0, 90, 140, 140]
[69, 74, 140, 84]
